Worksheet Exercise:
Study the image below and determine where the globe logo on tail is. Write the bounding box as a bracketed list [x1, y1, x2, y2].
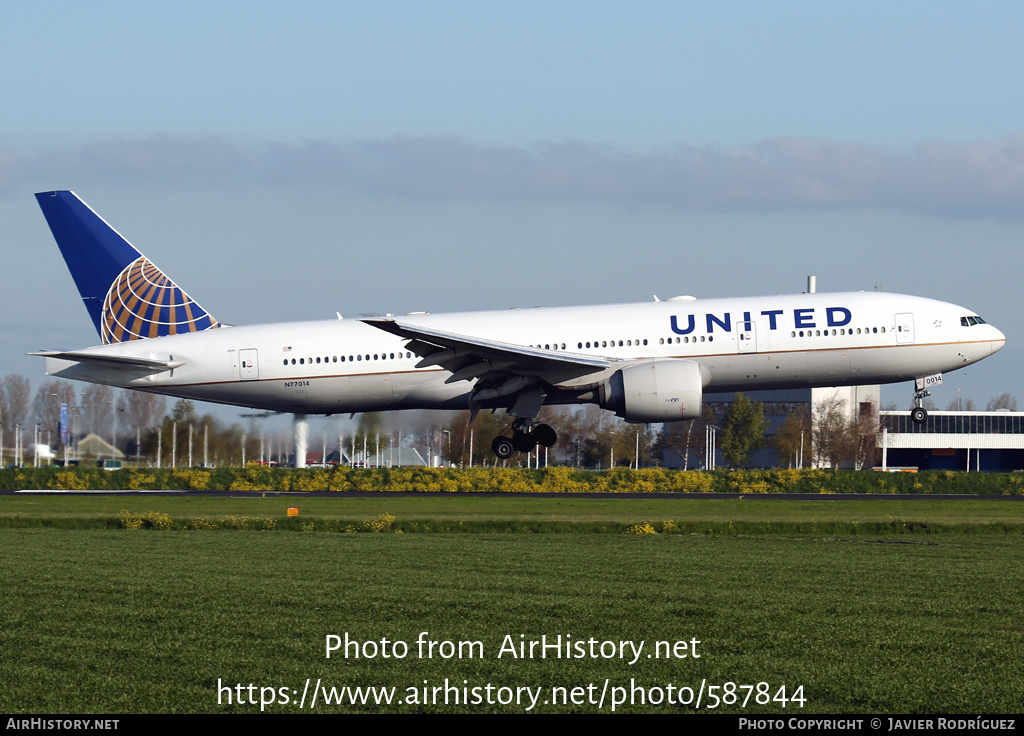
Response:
[101, 257, 220, 344]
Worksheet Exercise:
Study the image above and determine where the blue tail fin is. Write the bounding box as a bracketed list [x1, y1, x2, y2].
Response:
[35, 191, 220, 344]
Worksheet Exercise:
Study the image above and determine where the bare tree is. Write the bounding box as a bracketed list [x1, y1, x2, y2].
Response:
[80, 384, 115, 437]
[32, 380, 78, 444]
[986, 393, 1018, 411]
[813, 394, 862, 469]
[662, 405, 716, 470]
[853, 401, 880, 470]
[945, 397, 976, 411]
[117, 390, 167, 432]
[0, 374, 31, 432]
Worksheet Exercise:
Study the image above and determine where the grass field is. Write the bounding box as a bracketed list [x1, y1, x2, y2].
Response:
[6, 495, 1024, 528]
[2, 494, 1023, 713]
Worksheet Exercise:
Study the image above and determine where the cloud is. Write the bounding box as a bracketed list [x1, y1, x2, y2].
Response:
[7, 133, 1024, 217]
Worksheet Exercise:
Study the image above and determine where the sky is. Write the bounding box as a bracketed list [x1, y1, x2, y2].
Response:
[3, 0, 1024, 426]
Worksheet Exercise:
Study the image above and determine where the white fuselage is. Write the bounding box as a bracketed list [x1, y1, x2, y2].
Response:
[43, 290, 1005, 416]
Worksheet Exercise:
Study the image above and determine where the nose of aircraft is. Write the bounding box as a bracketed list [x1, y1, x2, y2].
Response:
[990, 325, 1007, 355]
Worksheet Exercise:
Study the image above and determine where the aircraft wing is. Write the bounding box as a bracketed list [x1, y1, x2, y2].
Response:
[28, 350, 185, 371]
[362, 318, 611, 384]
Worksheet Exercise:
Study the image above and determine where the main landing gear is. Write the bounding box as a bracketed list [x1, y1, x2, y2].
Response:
[491, 418, 558, 459]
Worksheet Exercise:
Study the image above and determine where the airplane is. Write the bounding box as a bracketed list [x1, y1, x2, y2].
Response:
[32, 190, 1006, 461]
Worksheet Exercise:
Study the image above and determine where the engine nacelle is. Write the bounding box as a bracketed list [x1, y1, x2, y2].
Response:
[601, 359, 706, 423]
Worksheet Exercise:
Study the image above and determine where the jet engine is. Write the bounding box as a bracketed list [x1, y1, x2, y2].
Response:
[601, 359, 706, 423]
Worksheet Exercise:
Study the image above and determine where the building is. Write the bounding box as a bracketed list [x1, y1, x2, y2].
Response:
[878, 410, 1024, 471]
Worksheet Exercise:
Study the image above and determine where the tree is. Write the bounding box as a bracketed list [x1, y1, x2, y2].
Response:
[773, 408, 810, 467]
[444, 410, 508, 466]
[80, 384, 116, 438]
[719, 393, 768, 467]
[812, 394, 877, 469]
[160, 399, 197, 467]
[31, 380, 78, 445]
[355, 412, 385, 465]
[0, 374, 31, 432]
[986, 393, 1017, 411]
[569, 405, 644, 469]
[662, 405, 716, 470]
[118, 390, 166, 432]
[945, 397, 976, 411]
[170, 399, 197, 424]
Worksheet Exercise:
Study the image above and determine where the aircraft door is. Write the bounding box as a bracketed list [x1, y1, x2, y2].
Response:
[736, 320, 757, 353]
[239, 348, 259, 380]
[895, 313, 915, 344]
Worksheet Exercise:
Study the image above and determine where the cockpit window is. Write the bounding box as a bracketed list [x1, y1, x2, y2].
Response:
[961, 316, 986, 326]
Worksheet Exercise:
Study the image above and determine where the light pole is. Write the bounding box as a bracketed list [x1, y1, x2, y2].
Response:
[440, 429, 451, 467]
[109, 400, 116, 461]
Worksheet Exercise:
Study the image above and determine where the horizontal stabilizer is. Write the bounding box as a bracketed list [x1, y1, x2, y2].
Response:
[28, 350, 185, 371]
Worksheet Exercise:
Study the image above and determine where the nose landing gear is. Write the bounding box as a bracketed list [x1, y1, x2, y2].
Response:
[911, 385, 931, 424]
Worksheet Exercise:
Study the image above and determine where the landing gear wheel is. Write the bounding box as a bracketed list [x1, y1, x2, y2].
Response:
[534, 423, 557, 448]
[512, 431, 538, 452]
[492, 436, 515, 459]
[911, 407, 927, 424]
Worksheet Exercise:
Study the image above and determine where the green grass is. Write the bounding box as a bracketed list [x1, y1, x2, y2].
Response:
[2, 526, 1024, 713]
[2, 494, 1024, 533]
